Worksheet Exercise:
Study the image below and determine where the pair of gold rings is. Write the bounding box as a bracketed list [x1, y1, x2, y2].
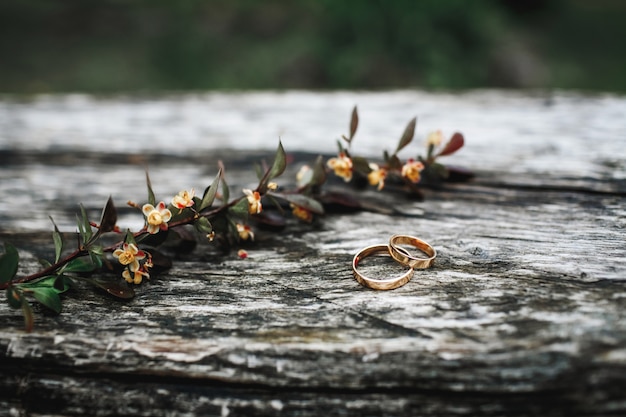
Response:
[352, 235, 436, 290]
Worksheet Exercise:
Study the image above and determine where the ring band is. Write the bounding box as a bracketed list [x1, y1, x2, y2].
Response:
[388, 234, 436, 269]
[352, 244, 414, 290]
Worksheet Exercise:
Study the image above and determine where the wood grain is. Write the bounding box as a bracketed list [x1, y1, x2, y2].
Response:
[1, 91, 625, 416]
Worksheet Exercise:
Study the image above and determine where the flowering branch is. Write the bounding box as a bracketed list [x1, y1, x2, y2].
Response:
[0, 107, 470, 331]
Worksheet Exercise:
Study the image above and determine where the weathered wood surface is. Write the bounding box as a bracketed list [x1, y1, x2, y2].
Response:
[0, 91, 625, 416]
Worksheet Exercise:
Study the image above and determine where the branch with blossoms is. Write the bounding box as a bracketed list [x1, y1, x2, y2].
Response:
[325, 107, 467, 199]
[0, 107, 469, 331]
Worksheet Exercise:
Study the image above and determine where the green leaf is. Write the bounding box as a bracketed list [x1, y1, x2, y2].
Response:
[429, 162, 450, 179]
[267, 140, 287, 181]
[89, 244, 104, 258]
[387, 154, 403, 171]
[200, 168, 222, 211]
[88, 278, 135, 299]
[395, 117, 416, 154]
[99, 196, 118, 233]
[311, 155, 327, 187]
[257, 141, 287, 194]
[88, 248, 104, 269]
[336, 139, 345, 154]
[427, 143, 436, 159]
[254, 163, 263, 181]
[437, 132, 464, 157]
[39, 258, 52, 269]
[229, 198, 250, 219]
[30, 287, 62, 314]
[266, 194, 286, 215]
[0, 243, 19, 285]
[146, 171, 156, 206]
[54, 275, 72, 293]
[77, 204, 93, 244]
[20, 275, 57, 289]
[63, 257, 99, 273]
[221, 176, 230, 206]
[349, 106, 359, 141]
[88, 247, 102, 264]
[21, 299, 34, 332]
[272, 193, 325, 215]
[194, 217, 213, 234]
[351, 156, 371, 175]
[76, 214, 85, 242]
[6, 286, 22, 309]
[50, 216, 63, 263]
[124, 229, 137, 246]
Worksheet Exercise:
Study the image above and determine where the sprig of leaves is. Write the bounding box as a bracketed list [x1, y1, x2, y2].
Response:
[1, 108, 470, 332]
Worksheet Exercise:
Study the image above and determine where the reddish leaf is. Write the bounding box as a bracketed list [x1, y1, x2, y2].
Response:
[90, 278, 135, 299]
[395, 117, 416, 154]
[445, 165, 475, 182]
[437, 132, 464, 156]
[99, 196, 118, 233]
[168, 228, 197, 254]
[148, 249, 173, 271]
[6, 286, 22, 309]
[254, 211, 287, 230]
[320, 192, 362, 213]
[349, 106, 359, 141]
[272, 193, 324, 214]
[21, 299, 34, 332]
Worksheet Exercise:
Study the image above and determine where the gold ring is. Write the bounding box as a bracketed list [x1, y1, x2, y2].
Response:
[352, 244, 414, 290]
[388, 234, 436, 269]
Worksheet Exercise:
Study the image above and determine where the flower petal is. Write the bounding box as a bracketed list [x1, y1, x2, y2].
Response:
[160, 209, 172, 222]
[142, 204, 155, 216]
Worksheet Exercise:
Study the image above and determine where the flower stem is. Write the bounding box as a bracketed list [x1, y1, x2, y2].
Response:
[0, 248, 86, 290]
[1, 196, 246, 289]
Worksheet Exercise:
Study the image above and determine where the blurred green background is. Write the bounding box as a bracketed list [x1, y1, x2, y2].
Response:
[1, 0, 625, 93]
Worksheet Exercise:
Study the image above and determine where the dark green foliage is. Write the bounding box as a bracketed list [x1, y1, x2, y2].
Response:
[0, 243, 19, 285]
[2, 1, 625, 93]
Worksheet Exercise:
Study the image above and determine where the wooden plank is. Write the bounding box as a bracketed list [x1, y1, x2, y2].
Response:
[1, 91, 625, 416]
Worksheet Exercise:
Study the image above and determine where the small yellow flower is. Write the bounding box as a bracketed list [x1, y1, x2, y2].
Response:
[291, 204, 313, 223]
[113, 243, 146, 272]
[327, 152, 353, 182]
[142, 201, 172, 234]
[122, 267, 150, 285]
[207, 231, 216, 242]
[236, 223, 254, 241]
[243, 189, 262, 214]
[427, 130, 443, 147]
[267, 182, 278, 191]
[401, 159, 424, 183]
[367, 163, 387, 191]
[172, 189, 195, 212]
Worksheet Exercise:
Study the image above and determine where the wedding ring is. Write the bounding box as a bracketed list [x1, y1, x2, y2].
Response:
[352, 244, 414, 290]
[388, 234, 436, 269]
